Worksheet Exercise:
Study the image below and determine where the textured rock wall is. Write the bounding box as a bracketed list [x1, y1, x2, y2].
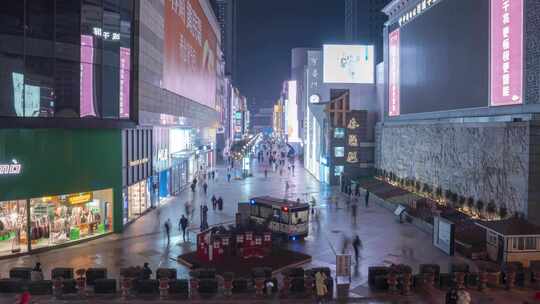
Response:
[379, 121, 529, 215]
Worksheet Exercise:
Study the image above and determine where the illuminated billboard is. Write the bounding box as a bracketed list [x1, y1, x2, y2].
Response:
[164, 0, 218, 110]
[286, 80, 300, 143]
[323, 44, 374, 84]
[388, 29, 400, 117]
[490, 0, 523, 106]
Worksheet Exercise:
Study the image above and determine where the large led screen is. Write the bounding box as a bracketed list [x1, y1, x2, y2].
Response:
[394, 0, 491, 115]
[323, 45, 374, 84]
[164, 0, 218, 109]
[286, 80, 300, 143]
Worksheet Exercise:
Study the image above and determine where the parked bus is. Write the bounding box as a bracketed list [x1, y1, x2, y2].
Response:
[249, 196, 309, 240]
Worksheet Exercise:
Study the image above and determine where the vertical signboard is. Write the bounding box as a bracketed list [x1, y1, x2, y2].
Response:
[119, 47, 131, 118]
[388, 29, 400, 116]
[490, 0, 523, 106]
[80, 35, 96, 117]
[164, 0, 218, 109]
[287, 81, 300, 142]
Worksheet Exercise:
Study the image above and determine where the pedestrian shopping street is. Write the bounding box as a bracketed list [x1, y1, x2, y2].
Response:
[0, 160, 472, 299]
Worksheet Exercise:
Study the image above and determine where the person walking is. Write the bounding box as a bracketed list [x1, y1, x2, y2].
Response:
[164, 219, 171, 244]
[285, 181, 290, 192]
[365, 190, 370, 207]
[190, 182, 196, 193]
[227, 172, 231, 182]
[179, 215, 189, 242]
[351, 203, 357, 224]
[352, 235, 362, 262]
[203, 182, 208, 195]
[264, 168, 268, 179]
[291, 163, 295, 176]
[211, 195, 217, 210]
[218, 196, 223, 211]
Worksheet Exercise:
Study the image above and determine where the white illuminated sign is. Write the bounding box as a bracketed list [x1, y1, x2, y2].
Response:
[323, 45, 374, 84]
[92, 27, 121, 41]
[398, 0, 440, 27]
[0, 160, 22, 175]
[286, 81, 300, 143]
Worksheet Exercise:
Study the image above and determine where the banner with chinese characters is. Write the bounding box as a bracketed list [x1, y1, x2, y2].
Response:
[164, 0, 218, 110]
[490, 0, 523, 106]
[388, 29, 400, 116]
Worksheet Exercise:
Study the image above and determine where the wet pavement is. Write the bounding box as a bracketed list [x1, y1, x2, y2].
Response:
[0, 160, 535, 302]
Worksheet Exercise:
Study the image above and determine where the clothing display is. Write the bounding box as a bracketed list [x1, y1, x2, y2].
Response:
[0, 190, 112, 257]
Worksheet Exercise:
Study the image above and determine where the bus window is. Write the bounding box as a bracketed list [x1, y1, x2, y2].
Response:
[281, 211, 290, 224]
[251, 205, 259, 217]
[260, 205, 273, 219]
[292, 210, 308, 224]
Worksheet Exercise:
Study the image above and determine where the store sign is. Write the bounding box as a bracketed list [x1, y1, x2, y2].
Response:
[68, 192, 93, 205]
[0, 160, 22, 175]
[490, 0, 523, 106]
[129, 158, 149, 167]
[388, 29, 400, 116]
[92, 27, 121, 41]
[398, 0, 440, 27]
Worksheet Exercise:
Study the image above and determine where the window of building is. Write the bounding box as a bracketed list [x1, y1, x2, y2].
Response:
[487, 231, 498, 246]
[334, 128, 345, 139]
[334, 147, 345, 157]
[526, 237, 537, 250]
[334, 165, 344, 176]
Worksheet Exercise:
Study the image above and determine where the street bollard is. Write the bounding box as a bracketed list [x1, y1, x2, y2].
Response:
[189, 278, 199, 299]
[159, 278, 169, 299]
[387, 272, 398, 294]
[121, 277, 133, 299]
[52, 277, 63, 299]
[255, 277, 265, 297]
[478, 271, 488, 292]
[454, 272, 465, 290]
[402, 272, 412, 295]
[506, 271, 516, 290]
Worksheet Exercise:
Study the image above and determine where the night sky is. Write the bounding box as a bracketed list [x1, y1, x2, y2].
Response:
[237, 0, 344, 112]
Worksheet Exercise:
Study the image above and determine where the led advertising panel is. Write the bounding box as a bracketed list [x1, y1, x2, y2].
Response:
[286, 80, 300, 142]
[490, 0, 523, 106]
[323, 44, 374, 84]
[394, 0, 490, 115]
[80, 34, 97, 117]
[388, 29, 400, 117]
[164, 0, 218, 109]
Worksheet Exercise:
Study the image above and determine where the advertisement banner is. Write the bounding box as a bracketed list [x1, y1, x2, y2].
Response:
[119, 47, 131, 118]
[164, 0, 218, 109]
[80, 35, 96, 117]
[388, 29, 400, 117]
[323, 44, 374, 84]
[490, 0, 523, 106]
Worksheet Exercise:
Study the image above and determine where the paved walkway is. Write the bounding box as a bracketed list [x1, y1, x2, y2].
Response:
[0, 160, 536, 302]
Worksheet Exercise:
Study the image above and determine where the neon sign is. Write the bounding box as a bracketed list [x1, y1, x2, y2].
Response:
[0, 160, 22, 175]
[398, 0, 440, 27]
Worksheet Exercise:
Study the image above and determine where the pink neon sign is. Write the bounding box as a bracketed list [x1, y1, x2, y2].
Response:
[80, 35, 96, 117]
[119, 47, 131, 118]
[388, 29, 400, 116]
[490, 0, 523, 106]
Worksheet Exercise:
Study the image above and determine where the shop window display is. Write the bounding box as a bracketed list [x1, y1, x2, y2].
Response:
[0, 189, 113, 257]
[127, 180, 149, 220]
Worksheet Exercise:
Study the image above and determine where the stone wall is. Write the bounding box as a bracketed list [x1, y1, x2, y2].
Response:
[138, 0, 218, 128]
[378, 121, 529, 216]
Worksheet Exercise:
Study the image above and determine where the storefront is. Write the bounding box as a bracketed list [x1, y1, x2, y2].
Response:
[0, 190, 113, 256]
[122, 128, 153, 224]
[170, 152, 191, 195]
[0, 129, 123, 258]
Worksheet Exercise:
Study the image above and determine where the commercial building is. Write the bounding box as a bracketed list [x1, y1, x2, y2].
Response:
[378, 0, 540, 225]
[251, 107, 274, 135]
[344, 0, 391, 63]
[0, 0, 223, 257]
[210, 0, 239, 84]
[295, 46, 380, 185]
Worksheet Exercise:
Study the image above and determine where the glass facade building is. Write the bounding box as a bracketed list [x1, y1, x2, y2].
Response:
[0, 0, 134, 120]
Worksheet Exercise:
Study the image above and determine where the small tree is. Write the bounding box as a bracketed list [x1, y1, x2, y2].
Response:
[458, 195, 466, 207]
[466, 197, 475, 210]
[486, 200, 497, 218]
[499, 204, 508, 219]
[476, 200, 485, 216]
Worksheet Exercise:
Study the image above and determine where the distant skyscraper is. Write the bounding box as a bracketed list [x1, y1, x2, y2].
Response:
[211, 0, 238, 84]
[344, 0, 390, 63]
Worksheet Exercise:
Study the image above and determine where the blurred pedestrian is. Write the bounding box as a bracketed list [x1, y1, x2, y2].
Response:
[227, 172, 231, 182]
[203, 182, 208, 195]
[365, 190, 370, 207]
[211, 195, 217, 210]
[142, 262, 152, 280]
[264, 168, 268, 179]
[164, 219, 171, 244]
[352, 235, 362, 262]
[218, 197, 223, 211]
[351, 203, 357, 224]
[16, 288, 31, 304]
[190, 183, 196, 193]
[179, 215, 189, 241]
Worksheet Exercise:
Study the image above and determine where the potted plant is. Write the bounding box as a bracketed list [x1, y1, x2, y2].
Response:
[466, 197, 475, 212]
[476, 200, 485, 217]
[486, 201, 497, 219]
[499, 204, 508, 219]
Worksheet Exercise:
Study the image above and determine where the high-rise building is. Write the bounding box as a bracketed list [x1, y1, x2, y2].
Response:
[211, 0, 238, 84]
[344, 0, 390, 63]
